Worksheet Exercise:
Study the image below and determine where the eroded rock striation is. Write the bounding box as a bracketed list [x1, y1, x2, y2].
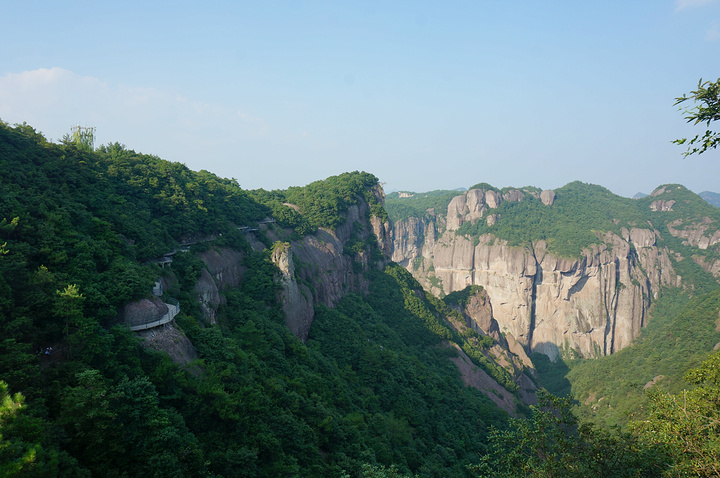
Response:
[274, 193, 392, 340]
[272, 242, 315, 341]
[391, 188, 679, 359]
[444, 285, 537, 412]
[195, 247, 245, 325]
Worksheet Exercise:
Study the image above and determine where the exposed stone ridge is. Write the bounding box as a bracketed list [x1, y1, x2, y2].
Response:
[664, 217, 720, 277]
[445, 187, 554, 231]
[667, 218, 720, 251]
[650, 186, 668, 197]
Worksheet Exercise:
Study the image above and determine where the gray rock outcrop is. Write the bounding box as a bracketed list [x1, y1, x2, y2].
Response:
[194, 247, 245, 325]
[121, 296, 169, 327]
[136, 324, 198, 365]
[650, 200, 676, 212]
[272, 243, 315, 342]
[540, 190, 556, 206]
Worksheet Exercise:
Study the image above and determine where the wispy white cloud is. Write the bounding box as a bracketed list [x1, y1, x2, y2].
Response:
[706, 21, 720, 40]
[0, 67, 108, 131]
[237, 111, 269, 137]
[676, 0, 718, 11]
[0, 68, 272, 177]
[0, 67, 269, 140]
[0, 67, 355, 189]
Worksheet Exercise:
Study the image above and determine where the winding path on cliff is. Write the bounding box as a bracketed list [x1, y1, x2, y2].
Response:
[128, 301, 180, 331]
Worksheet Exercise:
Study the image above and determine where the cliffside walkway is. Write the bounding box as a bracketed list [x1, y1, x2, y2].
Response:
[129, 301, 180, 332]
[149, 221, 276, 266]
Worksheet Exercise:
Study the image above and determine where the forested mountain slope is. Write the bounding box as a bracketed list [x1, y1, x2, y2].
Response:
[561, 287, 720, 427]
[0, 121, 524, 477]
[2, 120, 720, 477]
[387, 182, 720, 472]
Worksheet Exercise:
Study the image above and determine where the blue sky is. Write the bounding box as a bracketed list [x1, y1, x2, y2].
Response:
[1, 1, 719, 196]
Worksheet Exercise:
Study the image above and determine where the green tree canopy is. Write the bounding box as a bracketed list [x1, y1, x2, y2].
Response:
[633, 351, 720, 477]
[674, 78, 720, 157]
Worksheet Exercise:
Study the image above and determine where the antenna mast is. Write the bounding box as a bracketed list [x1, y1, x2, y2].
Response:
[70, 125, 96, 151]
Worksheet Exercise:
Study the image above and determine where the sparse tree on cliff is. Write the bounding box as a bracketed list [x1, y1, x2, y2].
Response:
[674, 78, 720, 157]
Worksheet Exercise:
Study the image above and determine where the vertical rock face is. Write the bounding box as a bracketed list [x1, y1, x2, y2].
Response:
[462, 287, 500, 340]
[391, 189, 678, 359]
[446, 286, 538, 412]
[195, 268, 222, 325]
[540, 190, 556, 206]
[199, 248, 245, 289]
[456, 287, 534, 373]
[272, 243, 315, 342]
[291, 229, 365, 309]
[194, 247, 246, 325]
[188, 186, 392, 342]
[371, 214, 394, 261]
[273, 190, 393, 341]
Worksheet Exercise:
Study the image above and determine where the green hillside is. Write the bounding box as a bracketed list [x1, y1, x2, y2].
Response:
[0, 121, 508, 477]
[532, 288, 720, 427]
[385, 190, 461, 223]
[3, 120, 720, 476]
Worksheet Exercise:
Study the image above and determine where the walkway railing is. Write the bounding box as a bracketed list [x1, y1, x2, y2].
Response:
[129, 300, 180, 332]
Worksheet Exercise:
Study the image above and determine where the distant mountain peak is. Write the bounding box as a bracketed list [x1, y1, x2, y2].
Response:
[699, 191, 720, 208]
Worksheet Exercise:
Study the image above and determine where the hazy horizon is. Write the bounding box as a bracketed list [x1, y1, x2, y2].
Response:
[2, 1, 719, 197]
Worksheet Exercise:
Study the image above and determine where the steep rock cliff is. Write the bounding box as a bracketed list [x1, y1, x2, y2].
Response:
[194, 247, 245, 325]
[392, 188, 679, 359]
[271, 190, 392, 341]
[183, 186, 392, 341]
[272, 242, 315, 341]
[442, 285, 537, 412]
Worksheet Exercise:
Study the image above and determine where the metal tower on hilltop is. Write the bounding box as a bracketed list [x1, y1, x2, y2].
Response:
[70, 125, 96, 151]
